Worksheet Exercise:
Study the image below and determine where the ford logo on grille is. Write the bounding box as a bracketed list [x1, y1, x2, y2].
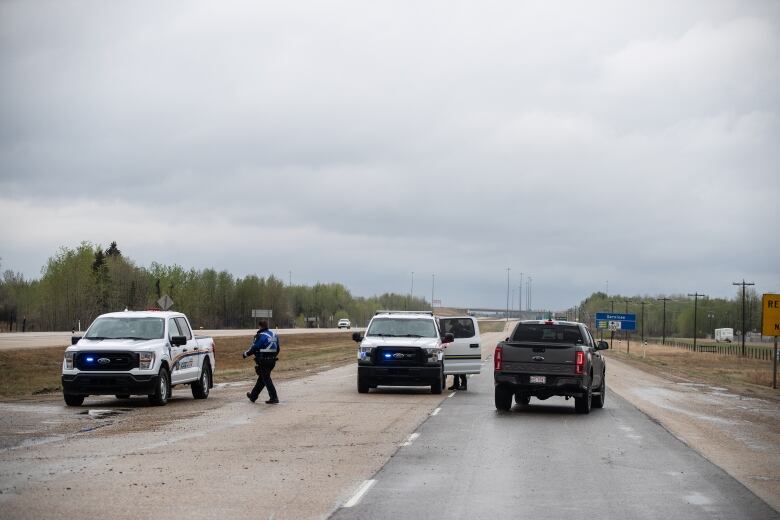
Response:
[97, 357, 111, 365]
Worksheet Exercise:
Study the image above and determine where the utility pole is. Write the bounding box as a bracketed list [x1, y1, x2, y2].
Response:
[687, 292, 707, 352]
[658, 297, 671, 345]
[609, 299, 617, 349]
[528, 276, 533, 312]
[624, 299, 632, 354]
[506, 268, 511, 321]
[733, 280, 755, 356]
[639, 301, 648, 344]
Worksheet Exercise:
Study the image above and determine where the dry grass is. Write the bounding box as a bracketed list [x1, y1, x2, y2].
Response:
[605, 341, 779, 396]
[0, 332, 358, 398]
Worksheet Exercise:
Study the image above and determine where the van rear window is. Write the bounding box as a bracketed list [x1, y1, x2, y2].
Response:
[511, 324, 584, 344]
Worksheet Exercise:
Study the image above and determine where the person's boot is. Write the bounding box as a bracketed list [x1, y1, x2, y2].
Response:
[265, 398, 279, 404]
[246, 392, 257, 403]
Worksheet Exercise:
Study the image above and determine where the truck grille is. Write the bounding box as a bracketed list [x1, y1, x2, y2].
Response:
[374, 347, 424, 366]
[75, 352, 139, 371]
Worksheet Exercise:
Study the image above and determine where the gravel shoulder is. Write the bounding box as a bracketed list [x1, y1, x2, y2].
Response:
[606, 356, 780, 512]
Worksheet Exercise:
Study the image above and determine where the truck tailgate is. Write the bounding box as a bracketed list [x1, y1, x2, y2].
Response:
[501, 341, 577, 375]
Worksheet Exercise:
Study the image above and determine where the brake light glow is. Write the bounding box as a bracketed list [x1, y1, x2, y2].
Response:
[494, 345, 503, 371]
[575, 351, 585, 375]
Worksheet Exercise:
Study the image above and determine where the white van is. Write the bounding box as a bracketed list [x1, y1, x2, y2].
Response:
[438, 316, 482, 390]
[714, 328, 734, 343]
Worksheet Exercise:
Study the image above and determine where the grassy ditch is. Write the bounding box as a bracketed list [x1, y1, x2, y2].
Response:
[605, 341, 779, 397]
[477, 320, 508, 333]
[0, 332, 357, 399]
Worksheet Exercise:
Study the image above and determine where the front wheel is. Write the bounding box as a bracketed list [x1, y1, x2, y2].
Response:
[149, 367, 170, 406]
[495, 385, 512, 411]
[357, 374, 369, 393]
[191, 362, 211, 399]
[431, 374, 443, 395]
[64, 394, 85, 407]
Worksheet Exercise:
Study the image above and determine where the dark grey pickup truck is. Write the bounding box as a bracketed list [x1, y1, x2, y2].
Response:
[494, 320, 608, 414]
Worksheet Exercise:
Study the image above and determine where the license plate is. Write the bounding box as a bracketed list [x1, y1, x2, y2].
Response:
[529, 375, 546, 384]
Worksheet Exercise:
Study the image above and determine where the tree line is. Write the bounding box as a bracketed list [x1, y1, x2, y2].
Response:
[0, 242, 429, 332]
[573, 290, 765, 340]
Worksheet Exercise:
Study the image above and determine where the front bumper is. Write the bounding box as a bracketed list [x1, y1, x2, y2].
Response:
[358, 365, 441, 386]
[62, 373, 160, 396]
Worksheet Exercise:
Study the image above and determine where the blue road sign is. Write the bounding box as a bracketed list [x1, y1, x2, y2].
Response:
[595, 312, 637, 331]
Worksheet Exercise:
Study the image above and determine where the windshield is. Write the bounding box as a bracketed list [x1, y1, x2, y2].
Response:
[511, 324, 584, 344]
[85, 317, 165, 340]
[367, 318, 438, 338]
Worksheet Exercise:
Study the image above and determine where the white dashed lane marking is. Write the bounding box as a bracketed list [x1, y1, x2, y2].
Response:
[400, 432, 420, 447]
[431, 407, 441, 416]
[343, 479, 376, 508]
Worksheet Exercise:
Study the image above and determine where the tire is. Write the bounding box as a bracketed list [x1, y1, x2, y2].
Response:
[575, 387, 592, 414]
[115, 394, 131, 400]
[64, 394, 85, 407]
[148, 367, 170, 406]
[431, 374, 443, 395]
[495, 385, 512, 411]
[357, 374, 370, 393]
[593, 374, 606, 409]
[515, 393, 530, 406]
[191, 362, 211, 399]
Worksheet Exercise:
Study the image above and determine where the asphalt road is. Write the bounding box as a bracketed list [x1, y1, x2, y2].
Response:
[331, 357, 779, 520]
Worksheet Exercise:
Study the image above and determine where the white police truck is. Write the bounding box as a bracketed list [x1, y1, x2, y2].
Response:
[62, 310, 216, 406]
[352, 310, 454, 394]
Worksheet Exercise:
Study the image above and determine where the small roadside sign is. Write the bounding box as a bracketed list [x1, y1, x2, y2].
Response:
[157, 294, 174, 311]
[761, 293, 780, 336]
[252, 309, 273, 318]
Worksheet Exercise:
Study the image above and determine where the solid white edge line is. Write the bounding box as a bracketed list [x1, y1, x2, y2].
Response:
[448, 392, 456, 398]
[401, 432, 420, 446]
[344, 479, 377, 508]
[431, 407, 441, 416]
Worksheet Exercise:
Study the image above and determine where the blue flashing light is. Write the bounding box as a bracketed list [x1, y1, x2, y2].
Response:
[86, 357, 94, 362]
[384, 353, 392, 359]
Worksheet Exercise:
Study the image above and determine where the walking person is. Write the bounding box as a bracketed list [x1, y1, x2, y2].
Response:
[243, 320, 280, 404]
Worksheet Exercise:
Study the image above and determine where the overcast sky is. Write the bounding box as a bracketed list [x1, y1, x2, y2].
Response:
[1, 0, 778, 311]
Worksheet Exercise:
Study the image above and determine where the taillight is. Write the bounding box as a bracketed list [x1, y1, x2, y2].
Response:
[575, 351, 585, 375]
[494, 345, 503, 371]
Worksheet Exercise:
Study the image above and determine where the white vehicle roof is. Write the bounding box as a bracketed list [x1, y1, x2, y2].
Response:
[96, 310, 186, 319]
[373, 311, 435, 320]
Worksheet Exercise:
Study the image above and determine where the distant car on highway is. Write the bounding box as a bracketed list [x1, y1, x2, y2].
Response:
[352, 310, 453, 394]
[494, 319, 607, 413]
[338, 318, 352, 329]
[62, 310, 215, 407]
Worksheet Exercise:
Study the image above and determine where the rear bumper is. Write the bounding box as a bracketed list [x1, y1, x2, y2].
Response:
[359, 365, 441, 386]
[495, 372, 588, 396]
[62, 373, 159, 396]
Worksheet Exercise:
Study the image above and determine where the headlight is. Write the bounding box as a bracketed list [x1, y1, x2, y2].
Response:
[64, 352, 74, 370]
[358, 346, 374, 360]
[425, 347, 442, 360]
[139, 352, 155, 370]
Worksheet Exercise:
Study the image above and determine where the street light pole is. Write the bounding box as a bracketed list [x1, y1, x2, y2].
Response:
[519, 272, 524, 312]
[431, 274, 435, 311]
[639, 301, 648, 344]
[506, 268, 511, 321]
[687, 292, 707, 352]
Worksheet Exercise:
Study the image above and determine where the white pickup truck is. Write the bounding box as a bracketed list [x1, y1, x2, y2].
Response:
[62, 310, 215, 406]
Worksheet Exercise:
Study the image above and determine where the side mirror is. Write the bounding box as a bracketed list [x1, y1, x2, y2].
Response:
[597, 340, 609, 350]
[71, 336, 81, 345]
[442, 333, 455, 344]
[352, 332, 364, 343]
[170, 335, 187, 346]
